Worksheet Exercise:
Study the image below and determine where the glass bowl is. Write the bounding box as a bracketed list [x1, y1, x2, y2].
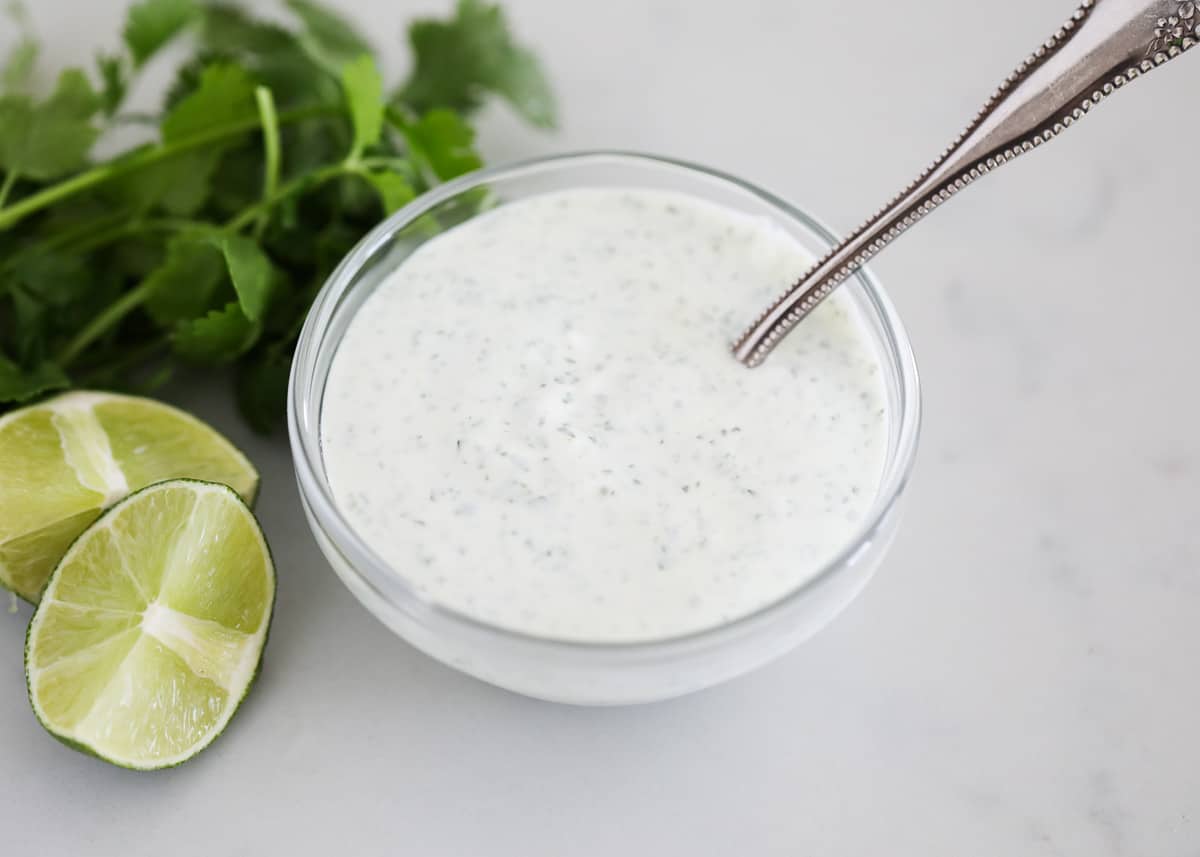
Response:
[287, 151, 921, 705]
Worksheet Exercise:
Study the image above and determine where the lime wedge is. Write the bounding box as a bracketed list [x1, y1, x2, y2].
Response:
[0, 391, 258, 602]
[25, 479, 275, 770]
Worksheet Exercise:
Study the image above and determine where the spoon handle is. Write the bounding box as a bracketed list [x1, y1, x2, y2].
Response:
[733, 0, 1197, 367]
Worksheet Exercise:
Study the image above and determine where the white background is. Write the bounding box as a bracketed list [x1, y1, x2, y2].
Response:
[2, 1, 1198, 855]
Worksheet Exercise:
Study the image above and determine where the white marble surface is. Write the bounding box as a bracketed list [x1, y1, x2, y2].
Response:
[2, 1, 1198, 854]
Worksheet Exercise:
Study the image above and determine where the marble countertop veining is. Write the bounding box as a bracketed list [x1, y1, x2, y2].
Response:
[1, 1, 1196, 855]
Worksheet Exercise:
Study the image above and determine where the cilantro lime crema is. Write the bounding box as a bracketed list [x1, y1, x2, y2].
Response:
[320, 188, 889, 643]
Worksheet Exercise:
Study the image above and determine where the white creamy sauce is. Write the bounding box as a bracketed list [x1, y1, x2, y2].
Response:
[322, 188, 888, 642]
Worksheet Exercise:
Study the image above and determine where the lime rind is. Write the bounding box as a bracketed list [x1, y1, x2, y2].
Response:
[24, 479, 276, 770]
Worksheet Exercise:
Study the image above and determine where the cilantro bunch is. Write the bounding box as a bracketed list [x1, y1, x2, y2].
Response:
[0, 0, 554, 430]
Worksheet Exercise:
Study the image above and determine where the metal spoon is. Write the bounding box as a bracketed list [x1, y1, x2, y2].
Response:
[733, 0, 1197, 367]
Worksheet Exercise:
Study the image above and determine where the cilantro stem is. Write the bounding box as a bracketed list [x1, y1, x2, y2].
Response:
[224, 162, 347, 233]
[57, 280, 154, 368]
[0, 172, 17, 210]
[34, 209, 132, 253]
[223, 156, 414, 234]
[0, 104, 338, 232]
[55, 149, 406, 369]
[0, 215, 203, 277]
[253, 87, 282, 240]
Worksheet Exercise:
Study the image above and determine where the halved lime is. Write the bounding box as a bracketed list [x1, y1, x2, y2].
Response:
[0, 391, 258, 602]
[25, 479, 275, 770]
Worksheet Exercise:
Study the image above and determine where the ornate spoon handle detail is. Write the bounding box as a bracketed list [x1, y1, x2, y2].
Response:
[733, 0, 1198, 367]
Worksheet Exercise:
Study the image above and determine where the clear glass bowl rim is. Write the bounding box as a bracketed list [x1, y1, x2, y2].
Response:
[287, 150, 922, 654]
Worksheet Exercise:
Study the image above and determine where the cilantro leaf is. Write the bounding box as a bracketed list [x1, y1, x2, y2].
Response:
[162, 62, 257, 141]
[45, 69, 101, 119]
[110, 148, 218, 215]
[172, 302, 260, 364]
[400, 108, 482, 180]
[5, 254, 84, 363]
[341, 54, 383, 160]
[202, 4, 295, 55]
[214, 234, 273, 322]
[2, 2, 37, 92]
[7, 253, 118, 365]
[144, 236, 225, 324]
[252, 46, 342, 111]
[96, 54, 128, 115]
[6, 284, 48, 364]
[115, 63, 258, 214]
[199, 5, 339, 110]
[490, 47, 555, 128]
[0, 71, 99, 180]
[399, 0, 556, 128]
[0, 356, 68, 403]
[11, 252, 92, 308]
[2, 39, 36, 92]
[205, 140, 268, 215]
[361, 169, 414, 214]
[286, 0, 372, 69]
[124, 0, 198, 68]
